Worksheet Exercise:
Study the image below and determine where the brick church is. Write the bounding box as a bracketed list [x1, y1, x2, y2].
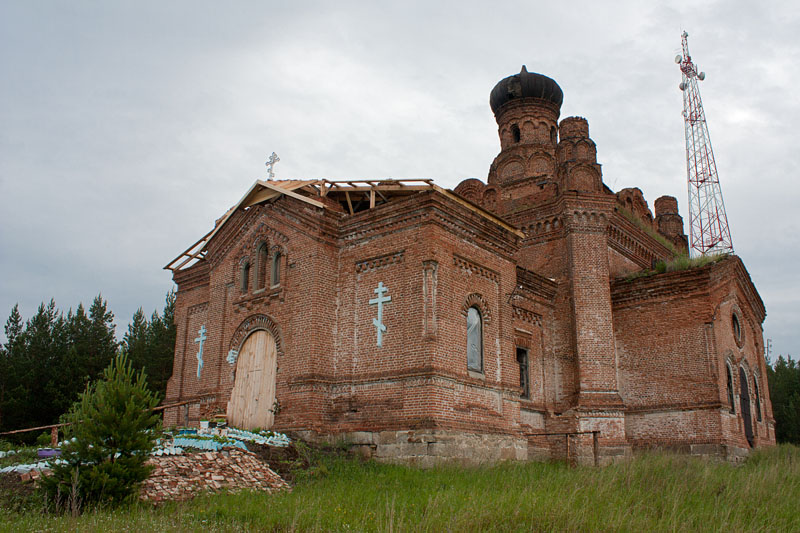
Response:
[164, 67, 774, 463]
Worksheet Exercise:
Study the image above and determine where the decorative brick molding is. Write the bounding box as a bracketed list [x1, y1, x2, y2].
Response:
[355, 250, 405, 273]
[453, 254, 500, 283]
[513, 305, 542, 326]
[188, 303, 208, 316]
[514, 330, 532, 349]
[461, 293, 492, 324]
[422, 260, 438, 337]
[565, 209, 609, 233]
[516, 266, 557, 301]
[229, 313, 284, 357]
[520, 215, 563, 237]
[256, 222, 290, 244]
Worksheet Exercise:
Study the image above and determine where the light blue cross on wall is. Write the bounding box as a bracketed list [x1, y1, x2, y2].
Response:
[194, 325, 207, 379]
[369, 282, 392, 347]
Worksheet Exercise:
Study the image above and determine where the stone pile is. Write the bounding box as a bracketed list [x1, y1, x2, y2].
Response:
[139, 447, 289, 503]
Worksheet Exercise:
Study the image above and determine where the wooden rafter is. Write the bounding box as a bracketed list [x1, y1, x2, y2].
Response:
[166, 177, 521, 273]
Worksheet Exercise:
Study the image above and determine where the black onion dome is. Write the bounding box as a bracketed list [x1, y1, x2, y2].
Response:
[489, 66, 563, 115]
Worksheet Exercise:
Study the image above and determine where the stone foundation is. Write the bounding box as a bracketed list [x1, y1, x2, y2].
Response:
[294, 429, 529, 466]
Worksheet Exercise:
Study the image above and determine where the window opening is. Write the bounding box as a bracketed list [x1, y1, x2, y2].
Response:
[516, 347, 529, 398]
[240, 261, 250, 293]
[754, 376, 762, 422]
[466, 307, 483, 372]
[738, 366, 754, 447]
[732, 313, 742, 343]
[257, 244, 269, 290]
[726, 363, 735, 414]
[511, 124, 521, 143]
[271, 251, 282, 287]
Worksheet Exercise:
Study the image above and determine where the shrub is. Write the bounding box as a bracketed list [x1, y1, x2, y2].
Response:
[36, 431, 52, 448]
[41, 353, 161, 510]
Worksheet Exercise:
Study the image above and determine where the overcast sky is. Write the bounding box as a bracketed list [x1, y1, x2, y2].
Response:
[1, 1, 798, 359]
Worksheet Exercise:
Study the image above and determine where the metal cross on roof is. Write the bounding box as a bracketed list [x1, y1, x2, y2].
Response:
[265, 152, 280, 179]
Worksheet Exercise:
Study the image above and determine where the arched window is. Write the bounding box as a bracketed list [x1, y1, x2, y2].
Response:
[726, 363, 735, 414]
[516, 347, 529, 398]
[467, 306, 483, 372]
[732, 312, 742, 344]
[511, 124, 521, 144]
[240, 261, 250, 293]
[257, 243, 269, 290]
[754, 375, 762, 422]
[271, 250, 282, 287]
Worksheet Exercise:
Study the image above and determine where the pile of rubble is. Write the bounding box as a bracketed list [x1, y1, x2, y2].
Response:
[139, 447, 290, 503]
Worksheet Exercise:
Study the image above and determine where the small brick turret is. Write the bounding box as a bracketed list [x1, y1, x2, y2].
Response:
[557, 116, 602, 193]
[655, 195, 689, 254]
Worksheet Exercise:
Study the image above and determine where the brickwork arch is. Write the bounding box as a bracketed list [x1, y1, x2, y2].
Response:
[461, 293, 491, 324]
[229, 313, 285, 359]
[724, 356, 736, 413]
[238, 256, 251, 293]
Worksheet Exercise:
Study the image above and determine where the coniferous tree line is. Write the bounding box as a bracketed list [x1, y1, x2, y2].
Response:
[0, 291, 175, 441]
[766, 354, 800, 444]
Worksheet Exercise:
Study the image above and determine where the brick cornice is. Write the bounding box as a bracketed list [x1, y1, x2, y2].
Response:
[173, 260, 210, 290]
[339, 190, 520, 260]
[516, 266, 557, 302]
[611, 266, 713, 309]
[608, 210, 675, 267]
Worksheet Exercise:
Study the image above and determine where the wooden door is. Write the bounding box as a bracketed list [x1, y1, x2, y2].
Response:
[226, 330, 278, 430]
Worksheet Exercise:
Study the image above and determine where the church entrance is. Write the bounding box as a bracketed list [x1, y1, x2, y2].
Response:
[227, 330, 278, 430]
[738, 367, 754, 447]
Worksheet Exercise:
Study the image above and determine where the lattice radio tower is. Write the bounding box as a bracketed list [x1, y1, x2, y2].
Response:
[676, 31, 734, 257]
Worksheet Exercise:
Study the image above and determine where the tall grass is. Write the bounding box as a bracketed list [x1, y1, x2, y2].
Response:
[624, 253, 729, 281]
[3, 445, 799, 532]
[617, 206, 679, 256]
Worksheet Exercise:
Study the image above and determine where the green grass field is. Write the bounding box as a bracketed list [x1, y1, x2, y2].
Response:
[2, 445, 799, 532]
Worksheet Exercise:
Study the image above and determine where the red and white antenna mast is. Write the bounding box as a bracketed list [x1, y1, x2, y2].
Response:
[676, 31, 733, 257]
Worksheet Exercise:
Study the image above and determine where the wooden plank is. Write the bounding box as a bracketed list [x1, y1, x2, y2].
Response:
[164, 227, 215, 270]
[244, 188, 280, 207]
[325, 185, 432, 193]
[257, 180, 325, 208]
[369, 190, 375, 208]
[343, 191, 352, 214]
[433, 185, 525, 237]
[226, 330, 279, 430]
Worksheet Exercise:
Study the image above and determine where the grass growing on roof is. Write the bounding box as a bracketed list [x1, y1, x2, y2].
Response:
[617, 205, 679, 256]
[624, 252, 729, 281]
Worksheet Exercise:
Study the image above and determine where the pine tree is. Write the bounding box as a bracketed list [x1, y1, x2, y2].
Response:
[147, 289, 177, 396]
[86, 295, 118, 377]
[0, 305, 23, 430]
[41, 353, 161, 508]
[121, 290, 176, 398]
[23, 300, 69, 430]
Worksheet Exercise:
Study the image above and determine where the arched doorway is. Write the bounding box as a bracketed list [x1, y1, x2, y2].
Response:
[227, 329, 278, 430]
[738, 366, 754, 447]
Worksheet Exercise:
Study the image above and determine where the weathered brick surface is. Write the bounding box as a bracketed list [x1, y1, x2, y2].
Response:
[164, 69, 774, 463]
[139, 448, 289, 503]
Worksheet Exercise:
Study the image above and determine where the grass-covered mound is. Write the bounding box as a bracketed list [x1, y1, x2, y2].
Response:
[2, 444, 799, 531]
